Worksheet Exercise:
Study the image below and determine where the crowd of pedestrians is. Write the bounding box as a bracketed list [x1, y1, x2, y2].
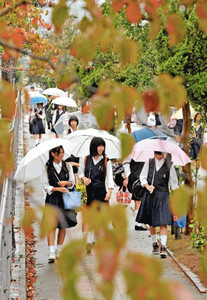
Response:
[27, 86, 204, 262]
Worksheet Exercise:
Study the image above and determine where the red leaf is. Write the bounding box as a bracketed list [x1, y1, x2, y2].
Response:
[142, 89, 160, 113]
[126, 1, 142, 24]
[196, 0, 207, 19]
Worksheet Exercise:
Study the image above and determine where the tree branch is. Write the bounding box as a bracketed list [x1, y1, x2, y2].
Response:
[0, 40, 56, 70]
[0, 1, 32, 18]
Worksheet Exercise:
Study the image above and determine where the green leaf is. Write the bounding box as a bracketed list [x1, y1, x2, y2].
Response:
[39, 205, 58, 239]
[166, 14, 186, 46]
[170, 185, 192, 218]
[118, 132, 135, 161]
[52, 1, 68, 33]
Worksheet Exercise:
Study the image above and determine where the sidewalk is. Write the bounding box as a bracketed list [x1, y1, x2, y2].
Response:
[12, 122, 207, 300]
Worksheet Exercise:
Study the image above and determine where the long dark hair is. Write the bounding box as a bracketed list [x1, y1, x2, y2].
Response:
[89, 137, 106, 157]
[47, 146, 64, 167]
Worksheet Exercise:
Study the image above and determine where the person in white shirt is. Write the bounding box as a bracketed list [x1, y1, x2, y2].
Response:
[136, 151, 178, 258]
[78, 137, 114, 252]
[31, 103, 45, 145]
[42, 146, 76, 262]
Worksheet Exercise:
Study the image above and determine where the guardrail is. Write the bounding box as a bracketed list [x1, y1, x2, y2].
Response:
[0, 91, 22, 300]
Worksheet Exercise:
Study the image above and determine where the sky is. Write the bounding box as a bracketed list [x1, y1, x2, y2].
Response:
[45, 0, 105, 23]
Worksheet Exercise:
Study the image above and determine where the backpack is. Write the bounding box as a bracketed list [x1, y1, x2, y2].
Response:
[112, 162, 125, 187]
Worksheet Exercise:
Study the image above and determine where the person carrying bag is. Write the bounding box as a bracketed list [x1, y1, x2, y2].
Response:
[42, 146, 77, 262]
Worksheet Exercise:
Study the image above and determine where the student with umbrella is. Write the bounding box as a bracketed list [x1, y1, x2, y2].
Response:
[42, 145, 77, 262]
[136, 151, 179, 258]
[51, 105, 65, 138]
[31, 102, 46, 145]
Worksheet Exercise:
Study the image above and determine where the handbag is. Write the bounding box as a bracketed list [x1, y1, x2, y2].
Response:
[116, 186, 131, 204]
[51, 164, 81, 210]
[62, 188, 81, 210]
[173, 215, 186, 228]
[167, 119, 177, 129]
[131, 178, 145, 199]
[112, 162, 125, 187]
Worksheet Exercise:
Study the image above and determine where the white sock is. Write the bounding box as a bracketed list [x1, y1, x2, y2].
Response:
[35, 139, 39, 145]
[57, 244, 62, 252]
[87, 232, 94, 244]
[48, 246, 55, 252]
[151, 234, 157, 244]
[160, 235, 167, 246]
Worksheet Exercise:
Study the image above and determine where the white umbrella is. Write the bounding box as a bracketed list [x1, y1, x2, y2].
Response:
[54, 112, 98, 136]
[52, 96, 77, 108]
[43, 88, 66, 97]
[14, 138, 72, 183]
[65, 129, 121, 159]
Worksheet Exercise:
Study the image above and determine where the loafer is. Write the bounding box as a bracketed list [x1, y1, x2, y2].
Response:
[160, 245, 167, 259]
[152, 242, 159, 255]
[135, 224, 148, 231]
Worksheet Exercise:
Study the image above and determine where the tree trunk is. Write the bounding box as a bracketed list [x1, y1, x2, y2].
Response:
[126, 115, 131, 134]
[181, 103, 194, 234]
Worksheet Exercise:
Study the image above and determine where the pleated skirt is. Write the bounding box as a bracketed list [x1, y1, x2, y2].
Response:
[136, 189, 172, 227]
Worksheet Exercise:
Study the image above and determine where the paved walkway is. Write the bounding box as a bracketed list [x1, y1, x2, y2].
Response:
[11, 121, 207, 300]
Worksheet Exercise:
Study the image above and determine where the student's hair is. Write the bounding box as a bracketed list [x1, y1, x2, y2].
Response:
[89, 137, 105, 157]
[194, 112, 201, 123]
[69, 115, 79, 126]
[47, 146, 64, 167]
[37, 102, 43, 106]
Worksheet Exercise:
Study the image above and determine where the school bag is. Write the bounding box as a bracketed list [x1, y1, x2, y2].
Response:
[112, 162, 125, 187]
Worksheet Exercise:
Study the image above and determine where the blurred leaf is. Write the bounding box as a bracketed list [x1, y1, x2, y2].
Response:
[111, 0, 126, 12]
[97, 280, 114, 300]
[126, 2, 142, 24]
[123, 252, 174, 300]
[52, 0, 68, 33]
[157, 74, 186, 116]
[0, 119, 14, 181]
[57, 73, 73, 90]
[142, 88, 160, 113]
[57, 239, 85, 300]
[179, 0, 195, 6]
[170, 185, 192, 218]
[84, 0, 102, 19]
[97, 246, 118, 281]
[196, 0, 207, 32]
[149, 18, 161, 40]
[118, 132, 135, 161]
[200, 251, 207, 280]
[0, 81, 16, 119]
[166, 14, 186, 46]
[21, 207, 36, 235]
[114, 38, 139, 65]
[91, 95, 115, 130]
[196, 183, 207, 229]
[199, 146, 207, 170]
[71, 35, 97, 64]
[168, 281, 194, 300]
[39, 205, 58, 239]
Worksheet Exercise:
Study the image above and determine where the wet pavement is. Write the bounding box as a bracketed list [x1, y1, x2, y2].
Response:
[10, 121, 207, 300]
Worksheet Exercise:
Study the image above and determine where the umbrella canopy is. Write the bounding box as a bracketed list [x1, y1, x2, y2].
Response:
[52, 96, 77, 108]
[29, 92, 48, 104]
[43, 88, 66, 97]
[54, 112, 98, 136]
[130, 139, 191, 166]
[65, 129, 121, 159]
[14, 138, 72, 183]
[132, 127, 167, 142]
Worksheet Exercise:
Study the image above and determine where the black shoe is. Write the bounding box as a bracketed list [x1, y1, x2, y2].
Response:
[160, 245, 167, 258]
[135, 224, 148, 231]
[152, 242, 159, 255]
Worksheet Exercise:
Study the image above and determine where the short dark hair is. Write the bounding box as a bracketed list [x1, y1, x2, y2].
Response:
[69, 115, 79, 126]
[89, 137, 105, 157]
[154, 151, 163, 155]
[194, 113, 201, 123]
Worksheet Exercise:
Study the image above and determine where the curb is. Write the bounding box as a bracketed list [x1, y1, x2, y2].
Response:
[167, 248, 207, 293]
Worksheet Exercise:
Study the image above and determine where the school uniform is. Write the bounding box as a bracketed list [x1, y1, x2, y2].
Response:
[189, 125, 203, 160]
[78, 155, 114, 206]
[32, 109, 45, 134]
[42, 160, 77, 229]
[136, 158, 178, 227]
[123, 158, 145, 200]
[51, 109, 64, 133]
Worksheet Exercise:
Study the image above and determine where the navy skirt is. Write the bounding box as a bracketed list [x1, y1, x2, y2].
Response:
[136, 189, 172, 227]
